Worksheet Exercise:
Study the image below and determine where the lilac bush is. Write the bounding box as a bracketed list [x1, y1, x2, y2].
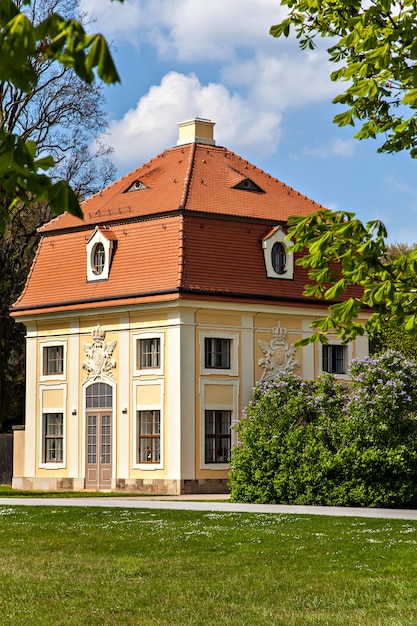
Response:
[230, 351, 417, 507]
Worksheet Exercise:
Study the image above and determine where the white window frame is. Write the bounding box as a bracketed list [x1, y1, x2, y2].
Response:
[199, 379, 238, 470]
[133, 332, 164, 376]
[86, 227, 113, 282]
[262, 225, 294, 280]
[38, 384, 66, 469]
[40, 340, 66, 381]
[200, 331, 239, 376]
[318, 340, 352, 381]
[132, 380, 164, 470]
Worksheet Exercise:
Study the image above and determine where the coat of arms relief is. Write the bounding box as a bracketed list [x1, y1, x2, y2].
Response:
[82, 324, 117, 381]
[258, 320, 299, 382]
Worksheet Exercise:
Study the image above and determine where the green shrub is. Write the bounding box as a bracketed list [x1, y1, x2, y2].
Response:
[230, 351, 417, 507]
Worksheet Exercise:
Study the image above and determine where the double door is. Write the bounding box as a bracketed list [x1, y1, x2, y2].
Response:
[85, 411, 112, 490]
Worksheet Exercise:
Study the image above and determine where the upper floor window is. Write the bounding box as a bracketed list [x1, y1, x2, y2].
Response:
[139, 338, 160, 369]
[322, 344, 346, 374]
[204, 338, 230, 369]
[43, 345, 64, 376]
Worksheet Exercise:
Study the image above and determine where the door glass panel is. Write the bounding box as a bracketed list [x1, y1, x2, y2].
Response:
[101, 414, 111, 464]
[87, 415, 97, 464]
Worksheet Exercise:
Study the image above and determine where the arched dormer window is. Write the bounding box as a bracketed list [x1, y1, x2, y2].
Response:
[262, 225, 294, 280]
[271, 241, 286, 275]
[86, 227, 116, 282]
[92, 242, 105, 275]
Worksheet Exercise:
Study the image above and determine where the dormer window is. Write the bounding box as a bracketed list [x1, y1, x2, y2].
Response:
[271, 242, 286, 274]
[262, 225, 294, 280]
[92, 243, 105, 275]
[233, 178, 264, 193]
[86, 227, 115, 282]
[125, 180, 148, 192]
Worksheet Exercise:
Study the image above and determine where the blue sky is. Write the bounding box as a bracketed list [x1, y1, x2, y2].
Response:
[80, 0, 417, 244]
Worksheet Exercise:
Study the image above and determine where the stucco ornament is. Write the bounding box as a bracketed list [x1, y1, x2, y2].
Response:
[258, 320, 299, 381]
[82, 324, 117, 381]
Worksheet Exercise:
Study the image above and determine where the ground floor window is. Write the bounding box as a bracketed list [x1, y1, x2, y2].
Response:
[43, 412, 63, 463]
[137, 410, 160, 463]
[204, 410, 231, 463]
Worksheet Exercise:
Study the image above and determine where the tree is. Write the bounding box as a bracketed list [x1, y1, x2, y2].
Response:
[0, 0, 122, 431]
[286, 209, 417, 343]
[369, 242, 417, 355]
[271, 1, 417, 157]
[270, 2, 417, 343]
[0, 0, 122, 232]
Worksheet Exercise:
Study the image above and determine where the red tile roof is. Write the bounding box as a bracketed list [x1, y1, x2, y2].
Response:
[12, 140, 351, 317]
[39, 143, 324, 233]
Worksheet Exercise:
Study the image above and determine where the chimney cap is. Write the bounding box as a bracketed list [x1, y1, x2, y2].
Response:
[177, 117, 215, 146]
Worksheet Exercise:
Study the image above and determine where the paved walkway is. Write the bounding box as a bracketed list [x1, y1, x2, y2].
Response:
[1, 495, 417, 520]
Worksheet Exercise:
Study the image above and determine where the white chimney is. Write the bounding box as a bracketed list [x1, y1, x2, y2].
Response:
[177, 117, 215, 146]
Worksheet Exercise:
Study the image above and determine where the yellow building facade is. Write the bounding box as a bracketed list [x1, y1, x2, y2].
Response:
[11, 120, 368, 493]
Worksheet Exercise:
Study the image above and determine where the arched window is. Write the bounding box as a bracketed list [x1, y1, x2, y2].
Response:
[92, 243, 105, 275]
[271, 242, 286, 274]
[86, 382, 112, 408]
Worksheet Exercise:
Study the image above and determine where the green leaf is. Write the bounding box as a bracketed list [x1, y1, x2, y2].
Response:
[402, 89, 417, 107]
[333, 110, 355, 127]
[325, 279, 347, 300]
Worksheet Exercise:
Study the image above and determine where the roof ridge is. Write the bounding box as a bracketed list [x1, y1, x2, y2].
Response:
[179, 142, 196, 208]
[177, 214, 186, 289]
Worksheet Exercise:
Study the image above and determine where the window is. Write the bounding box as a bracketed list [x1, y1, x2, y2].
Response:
[43, 345, 64, 375]
[86, 382, 113, 408]
[204, 338, 230, 369]
[139, 338, 160, 369]
[92, 242, 105, 275]
[322, 345, 346, 374]
[86, 227, 115, 282]
[137, 410, 160, 463]
[262, 225, 294, 280]
[233, 178, 264, 193]
[271, 242, 286, 274]
[43, 413, 63, 463]
[205, 410, 231, 463]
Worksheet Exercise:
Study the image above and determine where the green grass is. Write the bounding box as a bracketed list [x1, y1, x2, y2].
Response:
[0, 485, 162, 498]
[1, 507, 417, 625]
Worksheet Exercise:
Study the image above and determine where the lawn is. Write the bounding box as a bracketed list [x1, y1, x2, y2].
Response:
[0, 506, 416, 625]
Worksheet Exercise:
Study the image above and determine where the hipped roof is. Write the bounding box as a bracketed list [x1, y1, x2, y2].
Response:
[12, 140, 336, 317]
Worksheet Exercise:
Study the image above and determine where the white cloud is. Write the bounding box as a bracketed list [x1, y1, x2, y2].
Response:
[83, 0, 342, 173]
[222, 49, 338, 110]
[302, 138, 356, 159]
[80, 0, 286, 58]
[99, 72, 282, 170]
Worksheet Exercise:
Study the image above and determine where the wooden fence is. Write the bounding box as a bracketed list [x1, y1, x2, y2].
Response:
[0, 434, 13, 484]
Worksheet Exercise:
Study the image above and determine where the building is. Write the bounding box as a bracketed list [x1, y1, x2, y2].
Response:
[10, 119, 368, 493]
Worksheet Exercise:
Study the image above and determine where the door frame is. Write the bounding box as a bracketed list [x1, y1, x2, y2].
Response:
[82, 378, 116, 490]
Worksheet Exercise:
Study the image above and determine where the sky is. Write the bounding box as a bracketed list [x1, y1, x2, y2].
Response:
[79, 0, 417, 244]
